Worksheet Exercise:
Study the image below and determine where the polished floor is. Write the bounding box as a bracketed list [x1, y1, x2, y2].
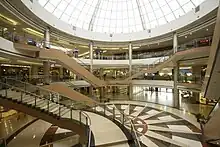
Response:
[0, 86, 216, 147]
[106, 101, 202, 147]
[0, 113, 35, 139]
[105, 87, 214, 117]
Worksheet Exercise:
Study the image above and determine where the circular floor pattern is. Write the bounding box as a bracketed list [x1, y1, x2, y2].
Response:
[95, 102, 202, 147]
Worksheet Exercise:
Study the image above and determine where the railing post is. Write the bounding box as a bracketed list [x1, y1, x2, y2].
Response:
[70, 108, 72, 119]
[79, 111, 82, 124]
[5, 88, 7, 97]
[21, 91, 23, 102]
[47, 100, 49, 112]
[113, 107, 115, 120]
[122, 113, 124, 125]
[57, 93, 60, 103]
[59, 105, 61, 117]
[86, 117, 88, 126]
[104, 105, 106, 116]
[24, 82, 26, 92]
[35, 95, 37, 106]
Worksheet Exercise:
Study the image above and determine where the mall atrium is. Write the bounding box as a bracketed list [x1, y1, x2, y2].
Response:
[0, 0, 220, 146]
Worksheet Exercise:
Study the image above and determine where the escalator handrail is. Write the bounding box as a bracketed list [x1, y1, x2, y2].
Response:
[48, 41, 90, 70]
[205, 97, 220, 122]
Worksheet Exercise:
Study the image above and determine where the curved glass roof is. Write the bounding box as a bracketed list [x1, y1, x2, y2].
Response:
[38, 0, 205, 34]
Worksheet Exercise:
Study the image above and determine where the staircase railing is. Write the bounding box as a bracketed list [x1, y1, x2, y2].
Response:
[0, 80, 93, 147]
[87, 103, 141, 147]
[2, 77, 93, 109]
[0, 77, 140, 146]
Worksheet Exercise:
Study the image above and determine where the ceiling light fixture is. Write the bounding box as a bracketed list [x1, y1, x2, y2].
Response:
[0, 13, 18, 26]
[23, 28, 43, 37]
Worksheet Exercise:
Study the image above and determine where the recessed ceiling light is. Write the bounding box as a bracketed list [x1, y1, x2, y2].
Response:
[206, 28, 209, 31]
[189, 32, 192, 35]
[185, 36, 188, 38]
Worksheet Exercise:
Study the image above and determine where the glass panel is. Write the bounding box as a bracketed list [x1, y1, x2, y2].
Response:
[38, 0, 205, 33]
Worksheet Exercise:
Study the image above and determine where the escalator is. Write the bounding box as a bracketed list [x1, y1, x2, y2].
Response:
[0, 81, 91, 144]
[200, 5, 220, 145]
[38, 49, 105, 88]
[203, 98, 220, 143]
[43, 82, 97, 106]
[124, 46, 210, 81]
[13, 43, 105, 88]
[202, 4, 220, 101]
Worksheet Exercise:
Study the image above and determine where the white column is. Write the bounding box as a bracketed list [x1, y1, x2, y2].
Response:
[89, 42, 93, 96]
[173, 32, 178, 53]
[30, 65, 38, 79]
[173, 32, 179, 108]
[173, 62, 180, 109]
[59, 67, 64, 80]
[129, 42, 132, 77]
[89, 42, 93, 73]
[128, 42, 133, 99]
[44, 27, 50, 49]
[43, 61, 50, 84]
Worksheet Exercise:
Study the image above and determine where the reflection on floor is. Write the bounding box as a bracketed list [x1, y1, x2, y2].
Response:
[105, 101, 202, 147]
[2, 112, 129, 147]
[7, 120, 80, 147]
[0, 113, 35, 139]
[106, 87, 213, 116]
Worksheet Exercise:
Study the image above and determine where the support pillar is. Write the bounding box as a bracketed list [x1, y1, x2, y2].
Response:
[99, 87, 104, 102]
[99, 68, 104, 101]
[59, 67, 64, 80]
[44, 27, 50, 49]
[43, 61, 50, 85]
[129, 43, 132, 77]
[173, 32, 178, 53]
[30, 65, 38, 80]
[89, 42, 93, 96]
[173, 62, 180, 109]
[89, 42, 93, 73]
[128, 43, 133, 99]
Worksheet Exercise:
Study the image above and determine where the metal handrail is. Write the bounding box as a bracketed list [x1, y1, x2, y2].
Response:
[2, 77, 92, 108]
[130, 121, 141, 147]
[205, 97, 220, 122]
[0, 81, 92, 147]
[90, 103, 142, 146]
[81, 111, 92, 146]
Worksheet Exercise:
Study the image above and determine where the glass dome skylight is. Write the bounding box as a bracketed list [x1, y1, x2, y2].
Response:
[38, 0, 205, 34]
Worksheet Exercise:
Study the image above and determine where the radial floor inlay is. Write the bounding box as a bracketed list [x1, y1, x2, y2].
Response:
[100, 102, 202, 147]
